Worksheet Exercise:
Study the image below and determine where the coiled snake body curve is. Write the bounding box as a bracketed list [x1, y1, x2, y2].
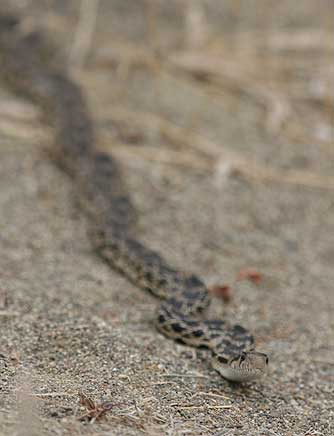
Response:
[0, 14, 268, 382]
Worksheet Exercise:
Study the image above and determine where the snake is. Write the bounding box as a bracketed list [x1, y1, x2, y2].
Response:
[0, 13, 268, 382]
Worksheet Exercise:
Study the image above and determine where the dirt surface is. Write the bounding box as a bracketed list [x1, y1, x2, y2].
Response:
[0, 1, 333, 435]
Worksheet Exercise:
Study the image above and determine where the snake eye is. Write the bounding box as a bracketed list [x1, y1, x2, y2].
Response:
[265, 356, 269, 365]
[240, 353, 246, 363]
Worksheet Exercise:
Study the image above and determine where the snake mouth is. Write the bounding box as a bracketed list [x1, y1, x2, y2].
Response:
[216, 366, 265, 382]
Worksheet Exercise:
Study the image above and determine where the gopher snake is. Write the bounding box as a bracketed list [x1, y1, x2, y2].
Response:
[0, 14, 268, 382]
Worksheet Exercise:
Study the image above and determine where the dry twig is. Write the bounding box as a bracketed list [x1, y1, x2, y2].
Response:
[69, 0, 100, 69]
[77, 391, 114, 422]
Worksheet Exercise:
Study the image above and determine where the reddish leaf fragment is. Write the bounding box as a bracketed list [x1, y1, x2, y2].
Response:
[237, 268, 263, 285]
[209, 284, 233, 302]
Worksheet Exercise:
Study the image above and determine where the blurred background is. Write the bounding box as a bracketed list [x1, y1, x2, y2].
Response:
[2, 0, 333, 185]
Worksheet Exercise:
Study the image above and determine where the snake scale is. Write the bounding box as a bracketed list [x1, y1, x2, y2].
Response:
[0, 13, 268, 382]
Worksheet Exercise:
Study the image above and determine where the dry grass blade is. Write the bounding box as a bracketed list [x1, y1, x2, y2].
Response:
[230, 159, 334, 191]
[16, 371, 42, 436]
[167, 51, 291, 135]
[171, 403, 233, 410]
[99, 106, 334, 191]
[0, 288, 7, 310]
[184, 0, 209, 49]
[69, 0, 100, 69]
[0, 100, 40, 122]
[264, 30, 334, 52]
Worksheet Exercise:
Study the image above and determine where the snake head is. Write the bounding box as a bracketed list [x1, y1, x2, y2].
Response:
[212, 350, 269, 382]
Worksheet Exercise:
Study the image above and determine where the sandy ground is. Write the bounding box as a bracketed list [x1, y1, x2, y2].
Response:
[0, 1, 333, 435]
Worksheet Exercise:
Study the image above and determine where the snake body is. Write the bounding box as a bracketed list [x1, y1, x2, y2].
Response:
[0, 14, 268, 382]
